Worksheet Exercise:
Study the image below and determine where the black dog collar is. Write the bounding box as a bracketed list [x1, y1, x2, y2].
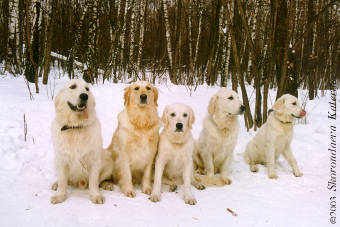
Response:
[61, 125, 83, 131]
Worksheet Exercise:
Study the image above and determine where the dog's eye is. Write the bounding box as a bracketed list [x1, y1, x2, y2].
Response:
[170, 113, 176, 117]
[146, 86, 151, 90]
[183, 113, 188, 117]
[70, 84, 76, 89]
[292, 102, 296, 105]
[85, 87, 89, 91]
[134, 87, 140, 90]
[228, 96, 233, 100]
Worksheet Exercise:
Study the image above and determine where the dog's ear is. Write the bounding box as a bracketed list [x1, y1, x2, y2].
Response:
[208, 95, 218, 115]
[188, 107, 195, 129]
[152, 85, 158, 106]
[273, 96, 285, 113]
[162, 106, 169, 128]
[124, 86, 131, 106]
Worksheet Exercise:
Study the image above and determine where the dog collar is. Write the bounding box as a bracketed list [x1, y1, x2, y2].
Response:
[273, 112, 293, 124]
[278, 119, 293, 124]
[61, 125, 83, 131]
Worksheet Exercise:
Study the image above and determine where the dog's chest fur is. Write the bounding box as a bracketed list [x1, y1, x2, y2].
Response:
[117, 110, 160, 171]
[158, 130, 193, 178]
[53, 120, 101, 180]
[128, 129, 158, 170]
[205, 117, 238, 152]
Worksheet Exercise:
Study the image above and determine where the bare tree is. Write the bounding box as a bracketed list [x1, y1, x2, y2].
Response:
[42, 0, 57, 85]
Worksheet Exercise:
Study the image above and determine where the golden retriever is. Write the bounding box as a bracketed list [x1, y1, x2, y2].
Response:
[244, 94, 306, 179]
[107, 81, 160, 197]
[149, 103, 204, 205]
[50, 79, 113, 204]
[195, 88, 245, 186]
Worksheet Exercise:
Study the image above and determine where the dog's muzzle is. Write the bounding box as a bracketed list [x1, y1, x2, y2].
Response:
[292, 109, 306, 118]
[140, 94, 147, 104]
[67, 93, 89, 119]
[76, 93, 88, 110]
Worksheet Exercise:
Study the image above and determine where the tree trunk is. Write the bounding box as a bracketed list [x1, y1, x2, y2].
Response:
[172, 0, 182, 84]
[128, 0, 136, 76]
[236, 0, 262, 129]
[162, 0, 174, 83]
[137, 0, 146, 76]
[276, 0, 296, 99]
[224, 1, 253, 130]
[42, 0, 57, 85]
[193, 0, 202, 81]
[206, 0, 221, 85]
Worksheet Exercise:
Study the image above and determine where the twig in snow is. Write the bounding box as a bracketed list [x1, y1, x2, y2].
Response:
[226, 208, 238, 216]
[24, 78, 34, 100]
[24, 114, 27, 142]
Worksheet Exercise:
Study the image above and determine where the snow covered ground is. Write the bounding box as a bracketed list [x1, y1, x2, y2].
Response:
[0, 73, 338, 227]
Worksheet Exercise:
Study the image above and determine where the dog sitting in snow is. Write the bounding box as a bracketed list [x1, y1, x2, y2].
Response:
[107, 81, 160, 197]
[194, 88, 245, 186]
[149, 103, 204, 205]
[244, 94, 306, 179]
[50, 79, 113, 204]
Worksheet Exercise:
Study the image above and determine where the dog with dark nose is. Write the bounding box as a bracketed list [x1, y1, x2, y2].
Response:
[244, 94, 306, 179]
[150, 103, 205, 205]
[51, 79, 113, 204]
[140, 94, 147, 104]
[107, 81, 160, 198]
[195, 88, 245, 186]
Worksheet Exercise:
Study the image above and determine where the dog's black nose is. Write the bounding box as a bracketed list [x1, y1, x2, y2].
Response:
[79, 93, 88, 101]
[140, 94, 147, 101]
[240, 105, 246, 112]
[176, 123, 183, 130]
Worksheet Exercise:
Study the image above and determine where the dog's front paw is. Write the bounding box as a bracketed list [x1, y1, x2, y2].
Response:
[294, 171, 303, 177]
[149, 193, 161, 202]
[250, 165, 259, 172]
[51, 182, 58, 191]
[269, 173, 278, 179]
[169, 185, 177, 192]
[50, 194, 66, 204]
[194, 183, 205, 190]
[142, 187, 152, 195]
[222, 178, 232, 185]
[90, 194, 105, 204]
[124, 190, 136, 198]
[100, 181, 114, 191]
[184, 196, 197, 205]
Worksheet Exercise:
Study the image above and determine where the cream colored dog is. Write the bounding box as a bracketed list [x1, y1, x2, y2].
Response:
[244, 94, 306, 179]
[149, 103, 204, 205]
[195, 88, 245, 185]
[51, 79, 113, 204]
[107, 81, 160, 197]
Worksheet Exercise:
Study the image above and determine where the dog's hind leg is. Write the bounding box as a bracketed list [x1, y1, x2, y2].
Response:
[191, 174, 205, 190]
[162, 178, 177, 192]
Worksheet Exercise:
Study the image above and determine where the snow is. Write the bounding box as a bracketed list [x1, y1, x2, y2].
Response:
[0, 73, 338, 227]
